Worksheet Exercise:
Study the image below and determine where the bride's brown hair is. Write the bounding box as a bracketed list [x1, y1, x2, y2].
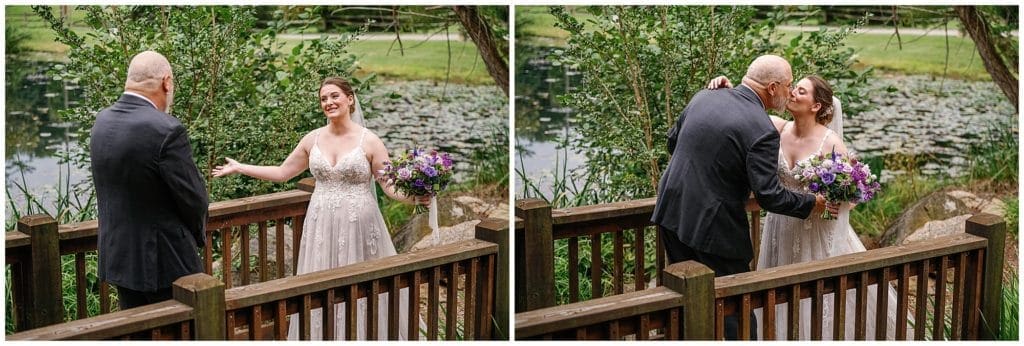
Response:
[319, 77, 356, 114]
[806, 75, 834, 125]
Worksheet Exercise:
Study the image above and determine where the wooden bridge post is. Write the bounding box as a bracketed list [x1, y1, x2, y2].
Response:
[514, 199, 555, 312]
[475, 218, 510, 340]
[173, 273, 225, 340]
[20, 214, 64, 329]
[964, 214, 1006, 340]
[662, 260, 715, 340]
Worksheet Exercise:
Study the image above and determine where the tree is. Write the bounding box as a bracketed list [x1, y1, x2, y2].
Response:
[955, 6, 1018, 110]
[453, 6, 509, 95]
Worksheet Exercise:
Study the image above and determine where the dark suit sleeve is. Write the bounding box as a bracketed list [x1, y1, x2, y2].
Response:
[158, 124, 209, 247]
[746, 131, 815, 219]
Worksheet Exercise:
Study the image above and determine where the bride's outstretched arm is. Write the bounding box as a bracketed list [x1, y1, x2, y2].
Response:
[365, 133, 431, 206]
[211, 132, 312, 182]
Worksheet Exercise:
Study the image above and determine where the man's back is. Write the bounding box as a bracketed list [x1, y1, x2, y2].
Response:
[652, 85, 812, 261]
[91, 94, 207, 292]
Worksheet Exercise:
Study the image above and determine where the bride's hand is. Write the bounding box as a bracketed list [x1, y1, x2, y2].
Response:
[706, 75, 732, 89]
[413, 195, 432, 206]
[211, 157, 242, 178]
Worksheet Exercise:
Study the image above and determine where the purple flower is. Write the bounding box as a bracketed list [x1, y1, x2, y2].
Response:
[421, 166, 437, 177]
[808, 182, 820, 192]
[397, 168, 413, 180]
[413, 179, 425, 188]
[820, 172, 836, 185]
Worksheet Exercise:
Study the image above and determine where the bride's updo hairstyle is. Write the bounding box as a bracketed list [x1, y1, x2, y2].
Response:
[319, 77, 357, 114]
[806, 75, 835, 125]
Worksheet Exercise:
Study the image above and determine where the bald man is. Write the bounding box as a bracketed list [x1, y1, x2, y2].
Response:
[91, 51, 208, 309]
[651, 55, 829, 339]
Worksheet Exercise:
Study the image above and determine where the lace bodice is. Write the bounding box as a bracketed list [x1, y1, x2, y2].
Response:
[777, 123, 832, 192]
[308, 128, 375, 216]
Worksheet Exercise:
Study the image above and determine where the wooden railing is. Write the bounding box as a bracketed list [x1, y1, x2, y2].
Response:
[8, 219, 510, 340]
[5, 179, 315, 332]
[514, 197, 762, 311]
[515, 209, 1007, 341]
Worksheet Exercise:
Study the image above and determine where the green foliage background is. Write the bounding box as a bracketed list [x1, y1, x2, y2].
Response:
[34, 5, 371, 201]
[548, 6, 873, 201]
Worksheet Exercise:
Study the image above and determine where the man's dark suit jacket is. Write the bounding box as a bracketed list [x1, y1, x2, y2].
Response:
[91, 93, 207, 292]
[652, 85, 815, 262]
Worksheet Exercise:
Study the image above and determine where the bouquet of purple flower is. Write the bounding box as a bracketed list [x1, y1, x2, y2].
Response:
[380, 148, 454, 198]
[793, 148, 881, 220]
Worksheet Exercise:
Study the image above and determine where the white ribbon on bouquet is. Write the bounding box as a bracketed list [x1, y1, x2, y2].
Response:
[429, 195, 440, 245]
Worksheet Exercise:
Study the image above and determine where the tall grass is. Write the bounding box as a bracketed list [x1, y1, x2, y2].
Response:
[848, 153, 942, 238]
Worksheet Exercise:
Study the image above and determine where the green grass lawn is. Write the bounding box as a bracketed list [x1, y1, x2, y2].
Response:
[6, 6, 494, 85]
[516, 6, 996, 80]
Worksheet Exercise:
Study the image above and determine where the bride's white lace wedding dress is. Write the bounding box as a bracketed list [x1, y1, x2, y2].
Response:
[753, 123, 907, 340]
[287, 128, 411, 340]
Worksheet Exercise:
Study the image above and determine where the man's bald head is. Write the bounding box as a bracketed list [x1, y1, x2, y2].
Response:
[744, 55, 791, 86]
[741, 55, 793, 113]
[125, 51, 172, 91]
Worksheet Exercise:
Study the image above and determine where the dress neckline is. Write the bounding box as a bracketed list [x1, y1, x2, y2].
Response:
[314, 127, 366, 168]
[779, 121, 832, 171]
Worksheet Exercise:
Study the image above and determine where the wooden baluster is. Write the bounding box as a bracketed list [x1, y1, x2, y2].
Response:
[788, 284, 800, 340]
[637, 314, 650, 340]
[324, 289, 336, 340]
[346, 285, 358, 340]
[389, 276, 400, 340]
[478, 255, 497, 339]
[75, 253, 87, 319]
[446, 262, 458, 340]
[764, 289, 776, 340]
[275, 219, 285, 279]
[204, 229, 214, 274]
[875, 267, 890, 340]
[655, 228, 664, 286]
[834, 275, 847, 340]
[299, 294, 311, 340]
[409, 272, 421, 340]
[258, 221, 268, 283]
[950, 252, 967, 340]
[276, 300, 287, 339]
[667, 308, 680, 340]
[613, 231, 624, 295]
[740, 294, 752, 340]
[716, 299, 725, 340]
[428, 267, 440, 340]
[914, 259, 929, 340]
[812, 279, 823, 340]
[569, 237, 579, 302]
[855, 271, 868, 340]
[241, 224, 251, 286]
[465, 258, 479, 339]
[608, 320, 620, 339]
[933, 256, 949, 341]
[965, 249, 984, 339]
[226, 311, 236, 340]
[251, 304, 264, 340]
[634, 228, 646, 292]
[100, 280, 110, 314]
[896, 263, 910, 340]
[590, 233, 603, 298]
[223, 227, 233, 288]
[368, 280, 379, 340]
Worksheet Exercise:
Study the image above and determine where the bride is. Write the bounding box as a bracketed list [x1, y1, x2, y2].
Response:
[709, 75, 908, 340]
[212, 77, 427, 340]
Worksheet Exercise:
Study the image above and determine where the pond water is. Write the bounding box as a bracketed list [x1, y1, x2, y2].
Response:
[515, 45, 1018, 200]
[4, 60, 507, 224]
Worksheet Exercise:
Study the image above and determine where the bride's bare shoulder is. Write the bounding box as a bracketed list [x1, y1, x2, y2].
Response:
[769, 116, 787, 132]
[825, 130, 849, 155]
